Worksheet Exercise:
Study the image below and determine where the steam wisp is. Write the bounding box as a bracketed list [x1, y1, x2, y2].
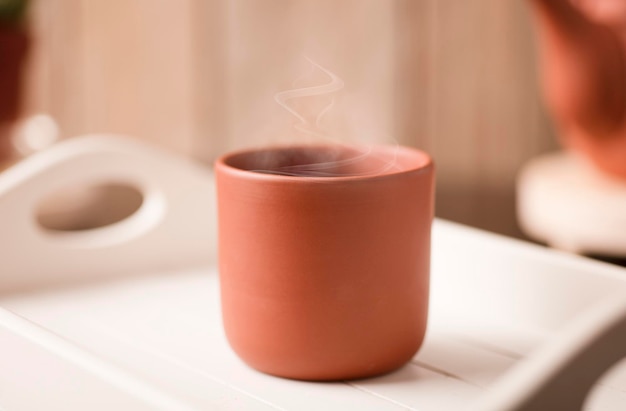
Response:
[252, 56, 399, 177]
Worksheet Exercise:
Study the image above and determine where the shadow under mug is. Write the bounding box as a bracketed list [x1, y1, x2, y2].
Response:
[215, 144, 434, 381]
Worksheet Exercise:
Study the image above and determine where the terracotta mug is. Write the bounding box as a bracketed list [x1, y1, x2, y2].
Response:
[215, 144, 434, 381]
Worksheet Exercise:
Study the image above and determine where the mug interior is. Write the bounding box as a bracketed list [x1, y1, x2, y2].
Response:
[221, 145, 429, 178]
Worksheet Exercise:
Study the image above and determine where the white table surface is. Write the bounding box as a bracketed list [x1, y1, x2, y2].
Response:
[2, 220, 626, 411]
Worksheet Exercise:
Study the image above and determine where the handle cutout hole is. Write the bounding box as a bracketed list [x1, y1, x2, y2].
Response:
[37, 183, 144, 231]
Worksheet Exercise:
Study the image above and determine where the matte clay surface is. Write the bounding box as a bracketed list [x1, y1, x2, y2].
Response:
[215, 145, 434, 381]
[528, 0, 626, 179]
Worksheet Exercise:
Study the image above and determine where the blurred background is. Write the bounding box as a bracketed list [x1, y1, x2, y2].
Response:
[5, 0, 559, 238]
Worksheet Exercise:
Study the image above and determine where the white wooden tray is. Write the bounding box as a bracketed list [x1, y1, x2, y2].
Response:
[2, 136, 626, 411]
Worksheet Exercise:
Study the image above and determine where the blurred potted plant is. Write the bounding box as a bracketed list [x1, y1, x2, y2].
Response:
[0, 0, 29, 162]
[527, 0, 626, 179]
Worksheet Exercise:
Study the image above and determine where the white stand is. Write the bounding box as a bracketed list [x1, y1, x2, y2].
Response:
[517, 151, 626, 256]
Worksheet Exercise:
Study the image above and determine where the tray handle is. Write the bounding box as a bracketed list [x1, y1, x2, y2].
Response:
[0, 134, 216, 293]
[472, 292, 626, 411]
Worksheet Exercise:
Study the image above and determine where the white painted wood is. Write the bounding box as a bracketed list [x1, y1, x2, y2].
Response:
[586, 385, 626, 411]
[0, 308, 198, 411]
[471, 293, 626, 411]
[2, 236, 626, 410]
[0, 134, 216, 293]
[0, 138, 626, 409]
[347, 362, 481, 411]
[431, 220, 626, 334]
[415, 333, 516, 388]
[517, 151, 626, 256]
[1, 271, 409, 411]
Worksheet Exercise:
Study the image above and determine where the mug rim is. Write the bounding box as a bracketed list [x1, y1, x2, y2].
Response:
[215, 144, 433, 183]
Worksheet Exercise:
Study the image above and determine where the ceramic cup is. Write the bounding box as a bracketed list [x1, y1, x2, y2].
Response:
[215, 144, 434, 381]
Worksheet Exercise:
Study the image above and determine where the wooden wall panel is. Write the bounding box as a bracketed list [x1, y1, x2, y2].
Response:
[25, 0, 197, 155]
[219, 0, 397, 152]
[21, 0, 559, 237]
[393, 0, 433, 152]
[24, 0, 85, 137]
[191, 0, 229, 161]
[80, 0, 197, 154]
[392, 0, 556, 236]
